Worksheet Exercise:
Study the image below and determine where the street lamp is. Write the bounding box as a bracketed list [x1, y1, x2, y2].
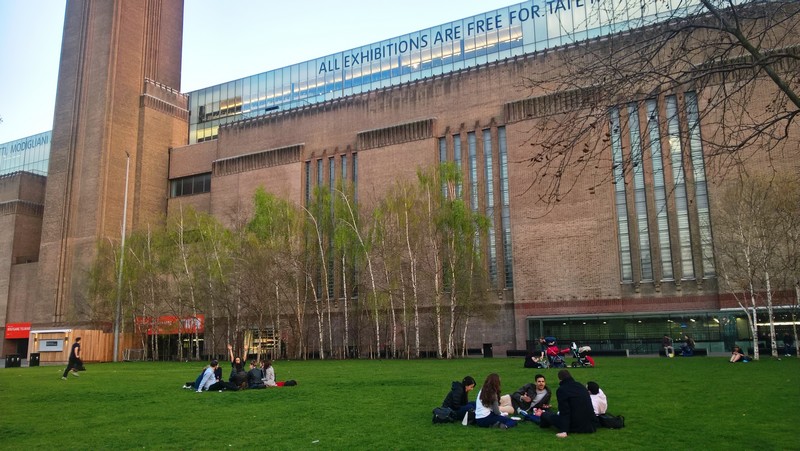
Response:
[113, 151, 130, 362]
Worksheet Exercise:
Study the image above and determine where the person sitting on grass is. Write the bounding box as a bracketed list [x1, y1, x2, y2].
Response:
[184, 359, 222, 390]
[227, 344, 248, 389]
[247, 360, 266, 389]
[499, 373, 552, 421]
[662, 335, 675, 358]
[729, 346, 749, 363]
[194, 359, 220, 393]
[587, 381, 607, 416]
[474, 373, 517, 429]
[261, 360, 278, 387]
[441, 376, 476, 422]
[539, 369, 597, 438]
[680, 335, 695, 356]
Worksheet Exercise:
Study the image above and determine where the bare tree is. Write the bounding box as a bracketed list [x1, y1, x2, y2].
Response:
[519, 1, 800, 210]
[713, 173, 799, 358]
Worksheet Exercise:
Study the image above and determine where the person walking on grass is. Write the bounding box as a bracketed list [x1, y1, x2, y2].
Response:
[62, 337, 82, 380]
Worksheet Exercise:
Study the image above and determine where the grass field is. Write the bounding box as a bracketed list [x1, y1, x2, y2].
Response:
[1, 356, 797, 450]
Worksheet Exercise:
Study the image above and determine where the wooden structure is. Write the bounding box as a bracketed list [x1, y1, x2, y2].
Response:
[29, 329, 137, 364]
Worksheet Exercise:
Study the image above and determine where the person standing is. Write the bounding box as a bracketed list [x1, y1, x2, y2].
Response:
[539, 369, 597, 438]
[61, 337, 82, 380]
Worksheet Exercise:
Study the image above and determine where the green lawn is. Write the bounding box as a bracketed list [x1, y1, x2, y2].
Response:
[1, 356, 797, 450]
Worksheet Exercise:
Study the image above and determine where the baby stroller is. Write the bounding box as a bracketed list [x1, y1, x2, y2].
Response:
[545, 337, 570, 368]
[570, 342, 595, 367]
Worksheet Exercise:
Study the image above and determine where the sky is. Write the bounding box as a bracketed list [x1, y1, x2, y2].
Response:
[0, 0, 517, 144]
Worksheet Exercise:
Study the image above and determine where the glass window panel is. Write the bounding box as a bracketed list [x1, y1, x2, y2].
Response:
[646, 99, 673, 280]
[666, 95, 694, 279]
[685, 91, 715, 277]
[627, 102, 653, 281]
[483, 129, 497, 286]
[610, 107, 633, 282]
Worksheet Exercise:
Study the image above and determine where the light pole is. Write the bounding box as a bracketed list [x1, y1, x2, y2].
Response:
[113, 151, 130, 362]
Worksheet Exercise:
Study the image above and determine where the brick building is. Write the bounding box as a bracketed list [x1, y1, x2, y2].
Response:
[2, 0, 798, 360]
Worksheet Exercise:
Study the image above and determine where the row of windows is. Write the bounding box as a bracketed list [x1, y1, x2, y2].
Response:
[304, 153, 358, 206]
[186, 1, 716, 143]
[170, 173, 211, 198]
[0, 131, 51, 177]
[610, 91, 714, 284]
[305, 153, 359, 300]
[439, 126, 514, 289]
[527, 310, 789, 355]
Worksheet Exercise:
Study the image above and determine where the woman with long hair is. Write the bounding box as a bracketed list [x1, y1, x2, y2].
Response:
[474, 373, 517, 429]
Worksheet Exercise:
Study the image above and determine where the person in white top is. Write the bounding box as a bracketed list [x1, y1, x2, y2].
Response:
[587, 381, 607, 415]
[261, 360, 277, 387]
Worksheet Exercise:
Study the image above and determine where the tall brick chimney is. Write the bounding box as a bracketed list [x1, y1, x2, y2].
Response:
[37, 0, 187, 324]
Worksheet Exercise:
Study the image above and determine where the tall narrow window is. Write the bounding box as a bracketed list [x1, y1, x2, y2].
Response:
[610, 107, 633, 282]
[627, 103, 653, 281]
[685, 92, 715, 277]
[483, 129, 497, 285]
[646, 99, 673, 280]
[353, 153, 358, 205]
[305, 161, 311, 206]
[439, 137, 448, 199]
[453, 134, 462, 199]
[498, 127, 514, 288]
[468, 133, 479, 212]
[666, 95, 694, 279]
[328, 157, 335, 298]
[341, 154, 348, 181]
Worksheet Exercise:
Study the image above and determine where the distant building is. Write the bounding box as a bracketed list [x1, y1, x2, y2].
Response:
[2, 0, 797, 361]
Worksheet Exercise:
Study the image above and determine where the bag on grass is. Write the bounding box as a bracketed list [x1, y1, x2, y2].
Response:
[598, 413, 625, 429]
[432, 407, 454, 424]
[283, 379, 297, 386]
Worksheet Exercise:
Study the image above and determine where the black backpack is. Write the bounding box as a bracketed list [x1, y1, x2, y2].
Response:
[432, 407, 455, 424]
[598, 413, 625, 429]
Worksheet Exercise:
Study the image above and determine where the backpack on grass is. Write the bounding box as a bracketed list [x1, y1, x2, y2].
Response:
[432, 407, 455, 424]
[598, 413, 625, 429]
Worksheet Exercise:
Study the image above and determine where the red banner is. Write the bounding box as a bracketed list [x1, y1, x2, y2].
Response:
[5, 322, 31, 339]
[134, 315, 205, 335]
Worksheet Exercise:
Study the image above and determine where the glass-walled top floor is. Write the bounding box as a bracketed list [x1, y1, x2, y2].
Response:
[187, 0, 736, 143]
[0, 131, 50, 177]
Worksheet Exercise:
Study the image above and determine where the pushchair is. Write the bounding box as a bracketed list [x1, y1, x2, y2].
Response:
[570, 342, 595, 367]
[545, 337, 570, 368]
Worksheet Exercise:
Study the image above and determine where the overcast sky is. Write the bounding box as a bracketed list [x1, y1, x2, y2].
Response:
[0, 0, 516, 143]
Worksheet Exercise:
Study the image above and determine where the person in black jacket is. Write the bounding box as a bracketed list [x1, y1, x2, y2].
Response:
[441, 376, 476, 421]
[540, 369, 597, 438]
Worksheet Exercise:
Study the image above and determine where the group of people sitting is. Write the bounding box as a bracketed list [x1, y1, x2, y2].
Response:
[525, 337, 594, 368]
[662, 334, 696, 357]
[440, 369, 608, 438]
[183, 344, 280, 392]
